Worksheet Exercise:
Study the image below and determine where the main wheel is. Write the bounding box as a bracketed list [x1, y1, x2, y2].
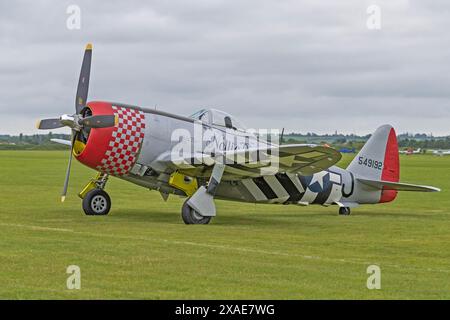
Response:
[339, 207, 351, 215]
[181, 198, 211, 224]
[83, 189, 111, 216]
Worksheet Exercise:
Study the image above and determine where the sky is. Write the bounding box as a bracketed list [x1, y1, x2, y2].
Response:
[0, 0, 449, 136]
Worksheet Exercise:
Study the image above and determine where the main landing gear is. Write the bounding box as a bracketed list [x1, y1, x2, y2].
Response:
[339, 207, 351, 215]
[180, 163, 225, 225]
[79, 173, 111, 216]
[181, 198, 211, 224]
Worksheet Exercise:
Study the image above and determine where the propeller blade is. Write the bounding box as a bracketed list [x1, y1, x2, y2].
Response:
[79, 115, 117, 128]
[61, 133, 77, 202]
[75, 43, 93, 114]
[36, 118, 64, 130]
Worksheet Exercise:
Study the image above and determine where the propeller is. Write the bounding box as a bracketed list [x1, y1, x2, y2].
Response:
[36, 118, 63, 130]
[36, 43, 116, 202]
[75, 43, 92, 114]
[61, 134, 77, 203]
[37, 114, 117, 130]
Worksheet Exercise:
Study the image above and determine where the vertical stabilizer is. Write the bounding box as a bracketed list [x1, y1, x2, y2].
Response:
[347, 125, 399, 203]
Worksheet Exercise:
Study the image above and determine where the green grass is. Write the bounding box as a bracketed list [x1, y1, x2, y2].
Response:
[0, 151, 449, 299]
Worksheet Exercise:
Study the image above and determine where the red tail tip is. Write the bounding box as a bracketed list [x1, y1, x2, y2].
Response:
[379, 128, 399, 203]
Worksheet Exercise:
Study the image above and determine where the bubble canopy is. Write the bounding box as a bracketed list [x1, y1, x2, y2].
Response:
[189, 108, 248, 132]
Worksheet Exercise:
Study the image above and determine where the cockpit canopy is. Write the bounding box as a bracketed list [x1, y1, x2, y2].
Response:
[189, 108, 247, 132]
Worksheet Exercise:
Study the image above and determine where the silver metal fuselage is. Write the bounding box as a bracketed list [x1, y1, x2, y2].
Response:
[115, 108, 381, 207]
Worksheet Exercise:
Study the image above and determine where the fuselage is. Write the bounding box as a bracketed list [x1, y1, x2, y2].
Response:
[73, 101, 387, 208]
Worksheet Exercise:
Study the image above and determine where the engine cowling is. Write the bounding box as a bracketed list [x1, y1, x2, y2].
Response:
[75, 101, 146, 176]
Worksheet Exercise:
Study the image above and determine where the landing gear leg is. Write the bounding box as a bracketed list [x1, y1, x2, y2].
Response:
[79, 173, 111, 216]
[339, 207, 351, 215]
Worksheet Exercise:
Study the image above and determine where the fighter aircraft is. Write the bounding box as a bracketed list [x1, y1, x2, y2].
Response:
[36, 44, 440, 224]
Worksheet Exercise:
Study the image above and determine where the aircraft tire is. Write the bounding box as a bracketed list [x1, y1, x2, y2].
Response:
[181, 198, 211, 225]
[339, 207, 351, 216]
[82, 189, 111, 216]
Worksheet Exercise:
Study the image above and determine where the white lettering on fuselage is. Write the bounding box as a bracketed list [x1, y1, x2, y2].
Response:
[204, 134, 250, 151]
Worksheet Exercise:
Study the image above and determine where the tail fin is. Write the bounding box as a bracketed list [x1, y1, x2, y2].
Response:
[347, 125, 399, 203]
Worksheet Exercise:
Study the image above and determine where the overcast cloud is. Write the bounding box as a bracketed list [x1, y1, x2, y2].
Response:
[0, 0, 449, 135]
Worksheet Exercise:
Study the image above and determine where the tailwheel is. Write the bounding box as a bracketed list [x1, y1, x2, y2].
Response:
[83, 189, 111, 216]
[339, 207, 351, 216]
[181, 198, 211, 225]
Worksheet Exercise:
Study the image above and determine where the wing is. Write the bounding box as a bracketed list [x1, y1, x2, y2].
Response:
[50, 138, 72, 146]
[151, 144, 341, 180]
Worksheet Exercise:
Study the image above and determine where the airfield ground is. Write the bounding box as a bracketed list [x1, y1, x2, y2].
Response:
[0, 151, 449, 299]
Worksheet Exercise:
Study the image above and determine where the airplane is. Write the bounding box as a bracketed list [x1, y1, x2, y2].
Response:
[36, 44, 440, 224]
[339, 147, 356, 154]
[433, 149, 450, 156]
[399, 148, 421, 155]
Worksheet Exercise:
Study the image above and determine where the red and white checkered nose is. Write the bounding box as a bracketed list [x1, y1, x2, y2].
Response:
[76, 101, 146, 176]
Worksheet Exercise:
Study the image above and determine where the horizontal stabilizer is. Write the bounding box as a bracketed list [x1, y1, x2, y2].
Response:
[358, 178, 440, 192]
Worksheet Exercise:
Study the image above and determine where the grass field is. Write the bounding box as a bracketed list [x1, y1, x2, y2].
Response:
[0, 150, 449, 299]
